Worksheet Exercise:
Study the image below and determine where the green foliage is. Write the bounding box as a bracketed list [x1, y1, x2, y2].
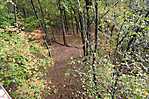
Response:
[0, 2, 14, 28]
[74, 0, 149, 98]
[77, 56, 149, 99]
[0, 0, 148, 98]
[0, 29, 53, 98]
[24, 16, 39, 31]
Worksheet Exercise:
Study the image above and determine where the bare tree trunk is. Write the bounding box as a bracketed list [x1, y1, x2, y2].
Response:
[76, 0, 86, 56]
[37, 0, 52, 56]
[30, 0, 39, 19]
[30, 0, 51, 57]
[75, 16, 79, 34]
[64, 10, 68, 34]
[51, 27, 56, 42]
[58, 0, 68, 46]
[94, 0, 99, 51]
[71, 12, 75, 36]
[72, 9, 80, 34]
[85, 0, 92, 56]
[13, 0, 17, 26]
[92, 0, 101, 98]
[22, 8, 27, 18]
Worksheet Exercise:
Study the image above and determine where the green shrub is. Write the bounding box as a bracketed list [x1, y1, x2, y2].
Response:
[24, 17, 39, 32]
[0, 30, 53, 98]
[0, 3, 14, 28]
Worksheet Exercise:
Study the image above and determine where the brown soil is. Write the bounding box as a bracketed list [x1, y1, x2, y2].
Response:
[46, 44, 82, 99]
[45, 35, 89, 99]
[30, 30, 89, 99]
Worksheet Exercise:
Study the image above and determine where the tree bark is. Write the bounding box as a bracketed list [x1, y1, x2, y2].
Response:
[72, 9, 80, 34]
[13, 0, 17, 26]
[30, 0, 51, 57]
[71, 12, 75, 35]
[92, 0, 101, 98]
[58, 0, 68, 46]
[85, 0, 92, 56]
[75, 16, 79, 34]
[37, 0, 52, 56]
[76, 0, 86, 56]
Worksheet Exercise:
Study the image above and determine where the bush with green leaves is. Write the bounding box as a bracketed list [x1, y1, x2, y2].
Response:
[74, 0, 149, 99]
[0, 29, 53, 98]
[76, 55, 149, 99]
[0, 1, 14, 28]
[23, 16, 39, 32]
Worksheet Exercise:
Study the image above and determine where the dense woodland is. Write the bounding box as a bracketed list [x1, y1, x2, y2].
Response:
[0, 0, 149, 99]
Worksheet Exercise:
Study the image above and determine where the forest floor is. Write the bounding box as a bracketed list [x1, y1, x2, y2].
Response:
[45, 35, 88, 99]
[46, 42, 83, 99]
[31, 30, 88, 99]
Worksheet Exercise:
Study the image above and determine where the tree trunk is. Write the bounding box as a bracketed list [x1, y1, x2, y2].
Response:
[85, 0, 92, 56]
[13, 0, 17, 26]
[71, 12, 75, 36]
[30, 0, 39, 19]
[64, 10, 69, 34]
[76, 0, 86, 56]
[75, 16, 79, 34]
[22, 8, 27, 18]
[37, 0, 52, 56]
[30, 0, 51, 57]
[92, 0, 101, 98]
[72, 9, 79, 34]
[59, 7, 67, 46]
[51, 27, 56, 42]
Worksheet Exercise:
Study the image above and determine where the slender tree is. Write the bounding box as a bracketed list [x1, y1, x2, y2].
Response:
[13, 0, 17, 26]
[85, 0, 91, 56]
[30, 0, 51, 57]
[58, 0, 68, 46]
[91, 0, 101, 98]
[76, 0, 86, 56]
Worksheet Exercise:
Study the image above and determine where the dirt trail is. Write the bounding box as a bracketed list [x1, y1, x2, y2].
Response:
[30, 30, 87, 99]
[46, 38, 87, 99]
